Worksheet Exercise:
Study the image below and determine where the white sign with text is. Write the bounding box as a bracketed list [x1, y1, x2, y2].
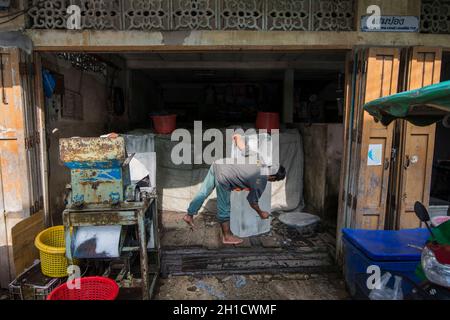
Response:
[361, 16, 419, 32]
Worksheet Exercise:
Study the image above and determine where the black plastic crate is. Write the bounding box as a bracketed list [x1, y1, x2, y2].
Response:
[9, 261, 65, 300]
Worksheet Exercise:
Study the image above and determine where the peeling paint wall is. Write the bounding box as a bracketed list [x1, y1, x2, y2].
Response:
[299, 124, 344, 223]
[325, 124, 344, 221]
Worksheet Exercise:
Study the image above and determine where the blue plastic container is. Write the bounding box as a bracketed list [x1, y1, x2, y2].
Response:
[342, 228, 430, 298]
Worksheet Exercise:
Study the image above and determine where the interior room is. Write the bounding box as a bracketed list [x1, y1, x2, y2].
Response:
[39, 50, 347, 277]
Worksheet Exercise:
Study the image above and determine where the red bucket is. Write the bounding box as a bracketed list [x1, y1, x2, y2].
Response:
[151, 114, 177, 134]
[256, 112, 280, 133]
[47, 276, 119, 300]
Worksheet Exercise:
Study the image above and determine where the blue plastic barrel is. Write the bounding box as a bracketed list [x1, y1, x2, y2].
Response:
[342, 228, 430, 299]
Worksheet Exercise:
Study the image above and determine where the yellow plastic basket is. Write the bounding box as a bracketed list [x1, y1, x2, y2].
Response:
[35, 226, 73, 278]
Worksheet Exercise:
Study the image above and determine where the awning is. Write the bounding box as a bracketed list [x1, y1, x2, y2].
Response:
[364, 80, 450, 126]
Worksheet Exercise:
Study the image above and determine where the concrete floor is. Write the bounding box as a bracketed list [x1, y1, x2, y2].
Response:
[157, 211, 349, 300]
[1, 274, 348, 300]
[160, 210, 337, 251]
[155, 212, 349, 300]
[155, 273, 349, 300]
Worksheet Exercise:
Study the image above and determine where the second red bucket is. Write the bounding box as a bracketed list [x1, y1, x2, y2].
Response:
[256, 112, 280, 133]
[151, 114, 177, 134]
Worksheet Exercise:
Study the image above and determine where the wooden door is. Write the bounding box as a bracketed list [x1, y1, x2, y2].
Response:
[354, 48, 400, 230]
[397, 48, 442, 229]
[337, 48, 400, 260]
[0, 48, 43, 287]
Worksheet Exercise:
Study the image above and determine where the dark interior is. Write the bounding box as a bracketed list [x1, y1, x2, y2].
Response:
[430, 51, 450, 208]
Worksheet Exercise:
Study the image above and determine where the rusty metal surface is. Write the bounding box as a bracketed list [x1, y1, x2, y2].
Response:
[137, 207, 150, 300]
[59, 137, 127, 163]
[63, 199, 154, 225]
[64, 197, 154, 212]
[60, 136, 131, 205]
[63, 210, 138, 226]
[70, 167, 126, 205]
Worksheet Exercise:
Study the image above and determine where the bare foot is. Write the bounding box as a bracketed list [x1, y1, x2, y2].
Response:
[183, 214, 195, 229]
[258, 211, 270, 220]
[222, 235, 244, 245]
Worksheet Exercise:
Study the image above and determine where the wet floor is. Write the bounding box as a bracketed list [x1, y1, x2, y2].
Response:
[155, 273, 349, 300]
[160, 210, 336, 252]
[156, 211, 349, 300]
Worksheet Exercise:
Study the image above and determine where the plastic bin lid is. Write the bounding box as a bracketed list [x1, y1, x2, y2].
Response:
[342, 228, 430, 261]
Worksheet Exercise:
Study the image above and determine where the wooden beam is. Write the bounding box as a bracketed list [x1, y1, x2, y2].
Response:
[25, 30, 450, 52]
[126, 60, 344, 70]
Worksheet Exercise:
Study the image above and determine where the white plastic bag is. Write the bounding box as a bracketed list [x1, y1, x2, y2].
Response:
[392, 276, 404, 300]
[369, 272, 404, 300]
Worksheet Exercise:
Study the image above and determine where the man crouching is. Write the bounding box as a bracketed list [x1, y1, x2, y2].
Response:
[183, 134, 286, 245]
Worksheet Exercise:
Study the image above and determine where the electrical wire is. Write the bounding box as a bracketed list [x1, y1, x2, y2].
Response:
[0, 9, 27, 18]
[0, 6, 35, 25]
[0, 11, 27, 25]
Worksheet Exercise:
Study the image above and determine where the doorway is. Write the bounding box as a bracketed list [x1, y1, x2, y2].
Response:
[429, 51, 450, 218]
[37, 50, 348, 278]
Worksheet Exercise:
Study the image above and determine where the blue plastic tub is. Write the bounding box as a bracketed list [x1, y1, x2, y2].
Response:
[342, 228, 430, 299]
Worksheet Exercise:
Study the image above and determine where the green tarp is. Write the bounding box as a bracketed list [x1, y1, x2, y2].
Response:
[364, 80, 450, 126]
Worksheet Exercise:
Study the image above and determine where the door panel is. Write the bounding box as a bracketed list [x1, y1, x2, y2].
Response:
[336, 51, 356, 261]
[20, 50, 43, 215]
[0, 50, 27, 215]
[398, 48, 442, 229]
[355, 48, 400, 230]
[0, 49, 26, 287]
[0, 48, 42, 287]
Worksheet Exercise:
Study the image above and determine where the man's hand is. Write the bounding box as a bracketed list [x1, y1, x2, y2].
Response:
[232, 134, 246, 151]
[258, 211, 270, 220]
[250, 203, 271, 220]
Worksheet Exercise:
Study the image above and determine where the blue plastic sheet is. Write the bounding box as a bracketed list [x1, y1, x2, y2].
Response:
[42, 68, 56, 98]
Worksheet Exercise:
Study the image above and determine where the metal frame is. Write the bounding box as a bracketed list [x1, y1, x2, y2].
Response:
[62, 195, 159, 300]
